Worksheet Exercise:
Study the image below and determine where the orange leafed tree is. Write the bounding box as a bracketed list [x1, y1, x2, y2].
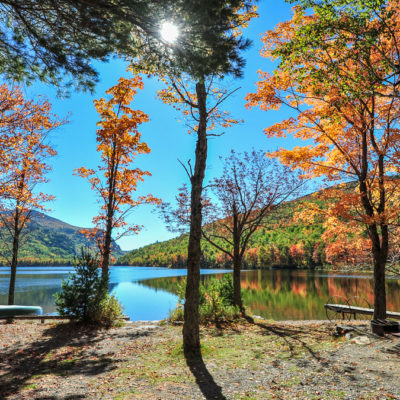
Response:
[76, 76, 159, 286]
[246, 4, 400, 320]
[0, 84, 66, 305]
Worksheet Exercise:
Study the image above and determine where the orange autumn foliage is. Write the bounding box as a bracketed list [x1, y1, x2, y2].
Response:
[246, 4, 400, 318]
[0, 83, 65, 233]
[75, 77, 160, 279]
[0, 84, 66, 304]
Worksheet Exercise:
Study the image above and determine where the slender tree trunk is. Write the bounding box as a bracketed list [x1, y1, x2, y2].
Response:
[8, 210, 20, 305]
[232, 254, 243, 311]
[183, 79, 207, 355]
[232, 210, 243, 311]
[359, 127, 388, 327]
[101, 140, 117, 289]
[101, 213, 113, 289]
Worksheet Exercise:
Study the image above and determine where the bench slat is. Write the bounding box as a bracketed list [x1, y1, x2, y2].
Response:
[324, 304, 400, 320]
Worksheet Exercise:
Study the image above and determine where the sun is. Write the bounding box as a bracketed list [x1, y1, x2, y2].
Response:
[160, 22, 179, 44]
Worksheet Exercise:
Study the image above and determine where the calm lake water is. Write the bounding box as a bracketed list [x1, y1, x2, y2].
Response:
[0, 266, 399, 320]
[0, 266, 230, 320]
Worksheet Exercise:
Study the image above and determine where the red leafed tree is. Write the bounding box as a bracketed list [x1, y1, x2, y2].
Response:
[76, 76, 159, 286]
[162, 150, 303, 311]
[0, 84, 66, 305]
[202, 150, 302, 310]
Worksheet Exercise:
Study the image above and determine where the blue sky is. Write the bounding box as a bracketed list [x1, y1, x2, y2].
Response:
[22, 0, 296, 251]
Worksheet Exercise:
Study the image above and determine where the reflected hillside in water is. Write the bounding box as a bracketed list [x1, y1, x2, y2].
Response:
[0, 266, 230, 319]
[1, 266, 399, 320]
[140, 269, 400, 320]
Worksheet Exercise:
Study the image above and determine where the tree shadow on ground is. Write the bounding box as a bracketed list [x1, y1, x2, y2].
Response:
[0, 322, 156, 398]
[243, 315, 327, 362]
[184, 347, 226, 400]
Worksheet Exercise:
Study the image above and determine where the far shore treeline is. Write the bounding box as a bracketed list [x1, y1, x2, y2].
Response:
[0, 183, 376, 271]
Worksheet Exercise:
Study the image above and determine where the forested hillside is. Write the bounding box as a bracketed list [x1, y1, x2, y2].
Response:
[118, 182, 377, 270]
[0, 211, 124, 265]
[118, 200, 328, 269]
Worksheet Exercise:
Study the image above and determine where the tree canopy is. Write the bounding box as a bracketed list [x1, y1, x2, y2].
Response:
[0, 0, 255, 91]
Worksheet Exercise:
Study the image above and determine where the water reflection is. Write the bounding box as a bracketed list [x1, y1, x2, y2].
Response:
[0, 266, 230, 319]
[1, 266, 399, 320]
[141, 269, 400, 320]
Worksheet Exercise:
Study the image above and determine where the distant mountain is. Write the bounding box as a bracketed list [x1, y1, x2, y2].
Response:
[0, 211, 124, 266]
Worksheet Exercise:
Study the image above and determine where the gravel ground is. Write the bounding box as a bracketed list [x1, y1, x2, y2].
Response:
[0, 319, 399, 400]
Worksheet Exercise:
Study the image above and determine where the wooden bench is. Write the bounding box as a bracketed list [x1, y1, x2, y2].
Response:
[1, 315, 130, 323]
[324, 303, 400, 320]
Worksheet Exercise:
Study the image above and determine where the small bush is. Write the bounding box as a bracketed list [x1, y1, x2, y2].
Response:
[90, 293, 125, 328]
[54, 248, 124, 327]
[169, 274, 240, 324]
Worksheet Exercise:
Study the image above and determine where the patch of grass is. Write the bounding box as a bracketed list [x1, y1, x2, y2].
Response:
[234, 392, 261, 400]
[113, 390, 142, 400]
[58, 358, 77, 367]
[326, 389, 346, 398]
[23, 383, 38, 390]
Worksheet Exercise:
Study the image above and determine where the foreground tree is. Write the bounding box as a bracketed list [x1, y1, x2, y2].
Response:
[247, 3, 400, 322]
[158, 75, 241, 352]
[0, 85, 65, 305]
[130, 1, 257, 354]
[76, 77, 159, 287]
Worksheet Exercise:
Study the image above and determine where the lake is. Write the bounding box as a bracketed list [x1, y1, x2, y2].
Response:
[0, 266, 230, 321]
[0, 266, 399, 320]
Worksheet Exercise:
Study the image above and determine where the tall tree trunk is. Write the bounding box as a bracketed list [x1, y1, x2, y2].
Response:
[101, 142, 117, 289]
[232, 254, 243, 311]
[183, 79, 207, 355]
[8, 210, 20, 305]
[372, 253, 386, 320]
[359, 128, 388, 327]
[370, 224, 388, 321]
[232, 209, 243, 311]
[101, 214, 113, 289]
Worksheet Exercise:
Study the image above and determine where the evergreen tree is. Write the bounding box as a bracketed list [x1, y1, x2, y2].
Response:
[55, 249, 102, 321]
[0, 0, 253, 91]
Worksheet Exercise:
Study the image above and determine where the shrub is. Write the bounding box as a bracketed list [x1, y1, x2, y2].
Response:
[169, 274, 240, 324]
[90, 293, 125, 328]
[54, 248, 124, 327]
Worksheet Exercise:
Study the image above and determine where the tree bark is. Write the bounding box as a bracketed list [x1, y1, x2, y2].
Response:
[232, 209, 243, 311]
[232, 254, 243, 311]
[8, 210, 21, 305]
[370, 223, 388, 321]
[359, 127, 388, 327]
[101, 138, 117, 289]
[183, 79, 207, 355]
[101, 212, 113, 289]
[372, 253, 386, 320]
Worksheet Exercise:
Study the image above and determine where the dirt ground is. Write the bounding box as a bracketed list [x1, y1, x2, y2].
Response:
[0, 319, 399, 400]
